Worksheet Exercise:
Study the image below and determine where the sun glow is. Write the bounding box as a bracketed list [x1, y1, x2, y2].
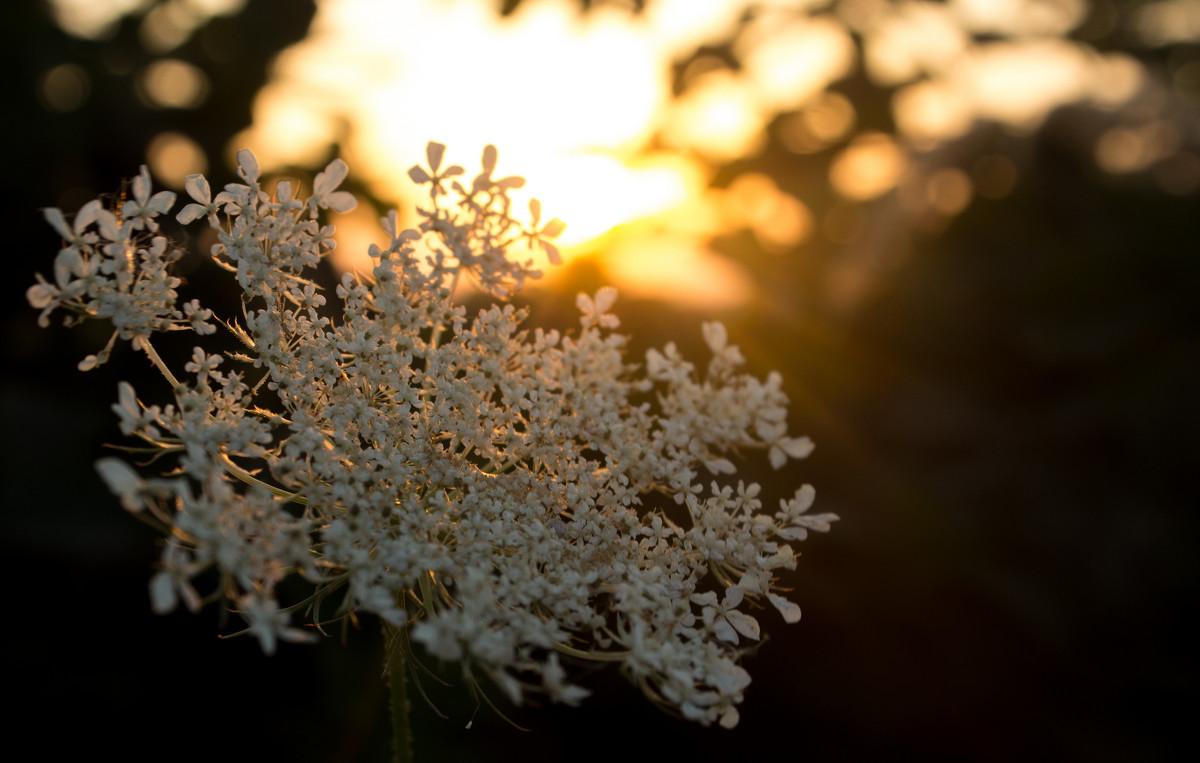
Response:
[239, 0, 674, 226]
[229, 0, 788, 304]
[49, 0, 1165, 309]
[515, 153, 699, 249]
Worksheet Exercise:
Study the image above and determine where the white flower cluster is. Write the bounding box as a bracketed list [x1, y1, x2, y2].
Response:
[29, 143, 837, 729]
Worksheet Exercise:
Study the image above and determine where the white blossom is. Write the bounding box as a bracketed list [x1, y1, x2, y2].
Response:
[310, 158, 357, 213]
[28, 142, 836, 729]
[95, 457, 146, 512]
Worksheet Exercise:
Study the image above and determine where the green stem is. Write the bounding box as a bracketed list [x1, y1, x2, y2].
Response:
[384, 623, 413, 763]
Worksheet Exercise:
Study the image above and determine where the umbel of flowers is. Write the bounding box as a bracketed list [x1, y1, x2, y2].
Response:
[28, 143, 836, 730]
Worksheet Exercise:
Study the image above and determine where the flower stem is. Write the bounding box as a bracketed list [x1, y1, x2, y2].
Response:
[135, 336, 181, 389]
[384, 623, 413, 763]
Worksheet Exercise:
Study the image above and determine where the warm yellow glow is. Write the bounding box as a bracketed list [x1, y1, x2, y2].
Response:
[229, 0, 871, 310]
[723, 173, 814, 252]
[739, 14, 857, 112]
[513, 153, 699, 249]
[328, 202, 386, 276]
[664, 69, 766, 161]
[951, 40, 1093, 130]
[862, 1, 967, 87]
[48, 0, 247, 46]
[187, 0, 244, 13]
[829, 132, 907, 201]
[603, 234, 755, 309]
[47, 0, 149, 39]
[224, 0, 1161, 309]
[889, 39, 1144, 141]
[1132, 0, 1200, 46]
[236, 0, 689, 246]
[1086, 53, 1146, 109]
[139, 0, 246, 52]
[779, 91, 856, 154]
[147, 131, 208, 187]
[803, 91, 857, 144]
[951, 0, 1089, 37]
[137, 58, 209, 109]
[644, 0, 749, 55]
[1094, 122, 1179, 174]
[892, 79, 973, 146]
[238, 83, 339, 170]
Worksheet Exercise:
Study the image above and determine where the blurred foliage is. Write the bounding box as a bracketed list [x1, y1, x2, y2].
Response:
[4, 0, 1197, 761]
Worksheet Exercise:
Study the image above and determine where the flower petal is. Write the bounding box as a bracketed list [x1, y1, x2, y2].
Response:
[314, 158, 348, 196]
[768, 593, 802, 624]
[407, 165, 431, 184]
[236, 149, 260, 183]
[184, 173, 211, 203]
[426, 141, 446, 173]
[726, 610, 761, 640]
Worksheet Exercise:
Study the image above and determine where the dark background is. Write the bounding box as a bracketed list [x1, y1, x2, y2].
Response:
[3, 1, 1196, 760]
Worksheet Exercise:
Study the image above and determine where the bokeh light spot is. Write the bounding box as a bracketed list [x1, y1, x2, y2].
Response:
[137, 58, 210, 109]
[780, 91, 856, 154]
[1094, 121, 1179, 174]
[666, 69, 766, 161]
[47, 0, 149, 39]
[147, 131, 207, 188]
[892, 79, 973, 146]
[862, 1, 967, 87]
[603, 235, 755, 309]
[952, 0, 1089, 37]
[725, 173, 814, 252]
[829, 132, 907, 200]
[139, 0, 248, 52]
[925, 167, 973, 216]
[740, 14, 857, 112]
[38, 63, 91, 112]
[1133, 0, 1200, 46]
[515, 154, 696, 249]
[952, 40, 1092, 131]
[1086, 52, 1145, 109]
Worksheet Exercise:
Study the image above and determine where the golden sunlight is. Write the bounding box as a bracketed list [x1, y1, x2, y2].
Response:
[238, 0, 669, 204]
[829, 132, 907, 201]
[137, 59, 210, 109]
[230, 0, 785, 307]
[737, 13, 857, 112]
[48, 0, 1175, 311]
[664, 68, 766, 161]
[516, 153, 699, 249]
[214, 0, 1158, 309]
[602, 232, 756, 310]
[146, 131, 208, 187]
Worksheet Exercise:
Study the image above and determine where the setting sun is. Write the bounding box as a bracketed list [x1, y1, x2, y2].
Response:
[227, 0, 786, 303]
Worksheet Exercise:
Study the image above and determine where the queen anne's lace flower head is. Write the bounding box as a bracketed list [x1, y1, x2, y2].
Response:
[30, 143, 836, 729]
